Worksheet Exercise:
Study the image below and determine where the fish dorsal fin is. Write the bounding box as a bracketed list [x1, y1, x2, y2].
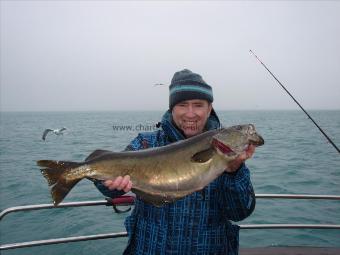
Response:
[85, 149, 112, 162]
[191, 148, 214, 163]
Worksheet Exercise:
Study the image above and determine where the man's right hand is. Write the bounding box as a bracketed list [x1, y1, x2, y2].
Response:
[103, 175, 132, 193]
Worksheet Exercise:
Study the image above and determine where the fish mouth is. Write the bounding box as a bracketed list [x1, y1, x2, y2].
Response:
[212, 138, 235, 155]
[212, 135, 264, 156]
[249, 135, 265, 147]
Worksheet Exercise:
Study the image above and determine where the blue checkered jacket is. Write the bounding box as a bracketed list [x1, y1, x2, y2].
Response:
[95, 110, 255, 255]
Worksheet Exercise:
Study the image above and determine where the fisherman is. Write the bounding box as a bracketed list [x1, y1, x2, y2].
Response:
[94, 69, 256, 255]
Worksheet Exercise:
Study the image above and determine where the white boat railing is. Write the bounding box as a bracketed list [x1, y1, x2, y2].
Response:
[0, 200, 112, 220]
[1, 194, 339, 251]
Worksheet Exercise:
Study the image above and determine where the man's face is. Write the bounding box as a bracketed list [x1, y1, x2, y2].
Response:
[172, 99, 212, 138]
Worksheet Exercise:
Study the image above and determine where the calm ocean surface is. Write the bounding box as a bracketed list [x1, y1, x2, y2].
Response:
[0, 110, 339, 254]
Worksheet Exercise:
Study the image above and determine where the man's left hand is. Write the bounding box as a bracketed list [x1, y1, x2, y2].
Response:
[225, 144, 256, 173]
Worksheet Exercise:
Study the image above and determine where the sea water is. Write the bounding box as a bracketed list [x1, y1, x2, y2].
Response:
[0, 110, 339, 255]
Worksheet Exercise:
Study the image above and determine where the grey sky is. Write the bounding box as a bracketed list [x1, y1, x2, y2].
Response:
[1, 1, 339, 111]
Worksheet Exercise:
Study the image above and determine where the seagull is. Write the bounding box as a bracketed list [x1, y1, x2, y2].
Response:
[42, 127, 67, 141]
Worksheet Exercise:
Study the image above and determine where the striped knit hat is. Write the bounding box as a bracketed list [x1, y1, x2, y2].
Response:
[169, 69, 213, 110]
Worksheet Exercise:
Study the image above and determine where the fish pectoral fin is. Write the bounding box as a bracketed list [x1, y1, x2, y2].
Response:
[85, 149, 113, 161]
[191, 148, 214, 163]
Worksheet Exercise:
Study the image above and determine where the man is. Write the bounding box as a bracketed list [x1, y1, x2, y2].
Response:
[95, 69, 256, 254]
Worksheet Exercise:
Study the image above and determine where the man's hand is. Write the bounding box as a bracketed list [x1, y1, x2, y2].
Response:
[225, 145, 256, 173]
[103, 175, 132, 193]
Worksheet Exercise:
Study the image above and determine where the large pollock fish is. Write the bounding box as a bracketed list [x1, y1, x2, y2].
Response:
[38, 124, 264, 206]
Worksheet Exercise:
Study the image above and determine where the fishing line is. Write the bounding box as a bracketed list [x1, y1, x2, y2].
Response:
[249, 49, 340, 154]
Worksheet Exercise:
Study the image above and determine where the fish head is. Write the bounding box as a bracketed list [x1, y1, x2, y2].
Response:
[212, 124, 264, 156]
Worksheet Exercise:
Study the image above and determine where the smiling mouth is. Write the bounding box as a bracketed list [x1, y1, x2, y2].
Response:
[212, 138, 234, 154]
[182, 121, 199, 131]
[183, 121, 197, 126]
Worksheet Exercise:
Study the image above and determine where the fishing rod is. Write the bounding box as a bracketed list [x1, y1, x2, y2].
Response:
[249, 49, 340, 154]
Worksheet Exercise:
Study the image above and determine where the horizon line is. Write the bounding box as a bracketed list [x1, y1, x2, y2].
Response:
[1, 108, 340, 113]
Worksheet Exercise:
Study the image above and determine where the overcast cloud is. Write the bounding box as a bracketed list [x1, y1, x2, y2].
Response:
[1, 1, 339, 111]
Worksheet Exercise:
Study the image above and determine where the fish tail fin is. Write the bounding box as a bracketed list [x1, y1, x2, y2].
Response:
[37, 160, 83, 206]
[50, 177, 81, 206]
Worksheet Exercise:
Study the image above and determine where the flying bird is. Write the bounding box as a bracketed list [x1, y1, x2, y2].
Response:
[42, 127, 67, 141]
[153, 83, 166, 87]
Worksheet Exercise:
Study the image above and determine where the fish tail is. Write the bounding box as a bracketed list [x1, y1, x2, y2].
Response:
[37, 160, 83, 206]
